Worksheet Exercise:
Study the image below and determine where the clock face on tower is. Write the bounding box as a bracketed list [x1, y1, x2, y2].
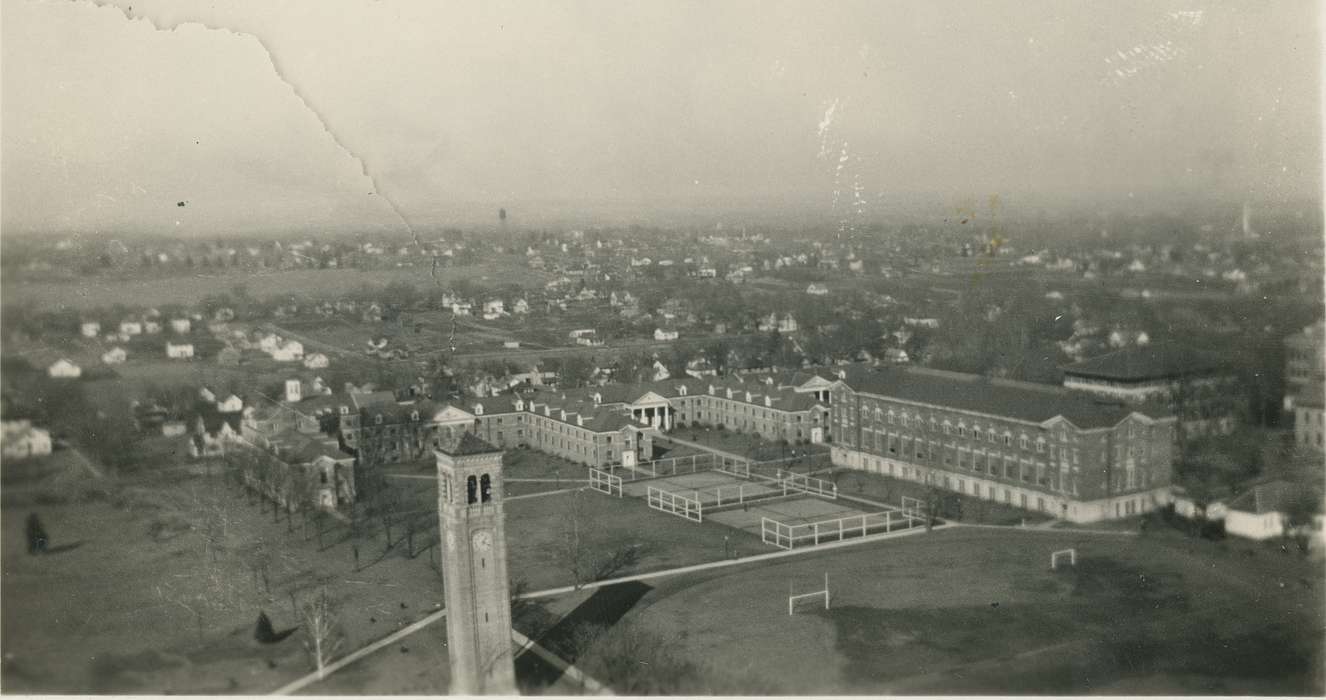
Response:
[473, 530, 493, 552]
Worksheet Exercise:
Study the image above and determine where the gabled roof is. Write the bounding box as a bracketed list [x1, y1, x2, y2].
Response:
[840, 365, 1166, 429]
[1227, 480, 1309, 515]
[442, 431, 501, 456]
[1061, 342, 1226, 381]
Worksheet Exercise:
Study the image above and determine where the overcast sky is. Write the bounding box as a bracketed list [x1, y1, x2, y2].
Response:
[2, 0, 1320, 236]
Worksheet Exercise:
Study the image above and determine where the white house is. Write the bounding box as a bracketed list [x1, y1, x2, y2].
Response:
[166, 342, 195, 359]
[513, 299, 530, 315]
[101, 347, 128, 365]
[654, 328, 679, 341]
[1, 420, 52, 459]
[170, 318, 192, 334]
[119, 321, 143, 336]
[1223, 481, 1320, 542]
[903, 317, 941, 329]
[482, 300, 506, 320]
[144, 321, 162, 335]
[806, 283, 829, 296]
[882, 348, 910, 364]
[304, 352, 330, 369]
[450, 302, 473, 316]
[271, 340, 304, 362]
[80, 321, 101, 338]
[48, 359, 81, 379]
[217, 394, 244, 413]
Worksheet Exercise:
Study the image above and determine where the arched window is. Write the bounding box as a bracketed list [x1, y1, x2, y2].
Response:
[480, 474, 492, 503]
[466, 475, 478, 504]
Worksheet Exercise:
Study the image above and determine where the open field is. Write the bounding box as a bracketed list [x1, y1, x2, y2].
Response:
[0, 264, 552, 311]
[666, 426, 831, 462]
[0, 463, 448, 694]
[606, 526, 1324, 694]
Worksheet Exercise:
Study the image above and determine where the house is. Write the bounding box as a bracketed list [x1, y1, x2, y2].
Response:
[80, 321, 101, 338]
[170, 318, 192, 334]
[144, 321, 162, 335]
[482, 300, 506, 320]
[1, 420, 53, 459]
[1293, 384, 1325, 452]
[101, 347, 128, 365]
[1224, 480, 1322, 542]
[217, 394, 244, 413]
[513, 299, 530, 315]
[903, 317, 941, 329]
[503, 341, 521, 349]
[161, 420, 188, 437]
[166, 342, 195, 359]
[806, 283, 829, 296]
[47, 359, 81, 379]
[450, 302, 473, 316]
[214, 307, 236, 322]
[271, 341, 304, 362]
[304, 352, 330, 369]
[217, 346, 242, 366]
[654, 328, 679, 341]
[119, 320, 143, 336]
[882, 348, 910, 364]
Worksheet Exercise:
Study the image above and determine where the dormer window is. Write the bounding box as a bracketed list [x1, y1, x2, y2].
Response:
[764, 396, 772, 407]
[410, 411, 419, 422]
[375, 414, 384, 425]
[678, 385, 688, 396]
[339, 405, 349, 415]
[726, 388, 733, 399]
[592, 392, 602, 404]
[708, 385, 715, 395]
[474, 404, 484, 416]
[515, 399, 525, 411]
[745, 392, 752, 402]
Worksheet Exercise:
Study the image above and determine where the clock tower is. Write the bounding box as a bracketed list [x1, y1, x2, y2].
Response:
[436, 432, 517, 695]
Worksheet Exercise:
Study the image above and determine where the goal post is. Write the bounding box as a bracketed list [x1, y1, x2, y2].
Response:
[787, 573, 830, 615]
[1050, 548, 1077, 570]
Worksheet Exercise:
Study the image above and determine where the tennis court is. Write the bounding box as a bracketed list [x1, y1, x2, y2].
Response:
[706, 496, 875, 536]
[621, 470, 785, 508]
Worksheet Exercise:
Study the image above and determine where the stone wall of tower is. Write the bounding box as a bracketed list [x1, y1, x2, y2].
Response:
[436, 448, 517, 695]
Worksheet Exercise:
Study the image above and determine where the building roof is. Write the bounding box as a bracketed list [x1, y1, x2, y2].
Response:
[1060, 343, 1226, 382]
[840, 365, 1166, 429]
[1227, 480, 1306, 515]
[442, 431, 501, 456]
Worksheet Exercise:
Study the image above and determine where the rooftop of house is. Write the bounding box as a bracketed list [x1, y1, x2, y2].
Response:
[840, 365, 1169, 429]
[1226, 479, 1310, 515]
[1060, 342, 1227, 382]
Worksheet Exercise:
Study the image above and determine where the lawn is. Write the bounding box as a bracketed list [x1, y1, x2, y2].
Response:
[669, 426, 831, 463]
[598, 526, 1324, 694]
[504, 490, 775, 591]
[0, 465, 450, 694]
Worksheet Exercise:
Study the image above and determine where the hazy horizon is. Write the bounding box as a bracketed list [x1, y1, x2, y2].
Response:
[3, 0, 1321, 237]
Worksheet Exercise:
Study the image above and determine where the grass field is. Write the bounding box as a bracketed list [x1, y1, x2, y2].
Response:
[0, 463, 449, 694]
[600, 526, 1324, 694]
[827, 468, 1054, 527]
[1, 263, 552, 311]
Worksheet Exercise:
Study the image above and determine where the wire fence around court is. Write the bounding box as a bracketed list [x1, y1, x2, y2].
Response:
[760, 510, 922, 550]
[646, 486, 704, 523]
[588, 467, 623, 497]
[776, 469, 838, 499]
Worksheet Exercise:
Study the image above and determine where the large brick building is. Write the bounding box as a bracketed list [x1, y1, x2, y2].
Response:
[828, 365, 1176, 523]
[1060, 343, 1240, 439]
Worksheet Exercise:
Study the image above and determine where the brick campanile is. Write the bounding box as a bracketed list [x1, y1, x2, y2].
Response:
[436, 432, 517, 695]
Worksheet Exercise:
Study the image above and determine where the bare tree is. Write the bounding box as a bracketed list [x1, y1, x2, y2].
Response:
[301, 587, 344, 679]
